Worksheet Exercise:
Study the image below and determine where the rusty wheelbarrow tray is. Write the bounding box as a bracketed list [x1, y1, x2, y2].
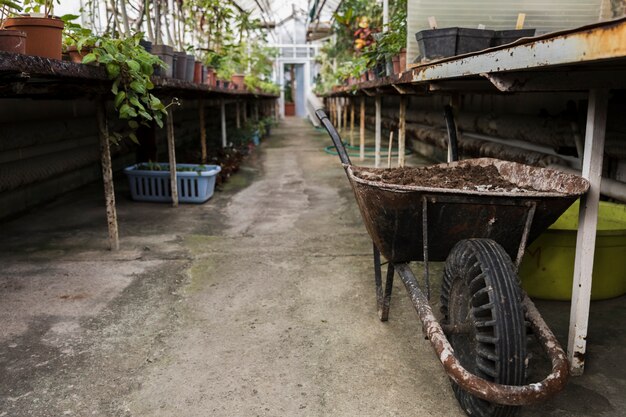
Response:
[316, 109, 590, 414]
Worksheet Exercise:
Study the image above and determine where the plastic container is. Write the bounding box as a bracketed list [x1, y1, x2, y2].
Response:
[520, 200, 626, 300]
[173, 51, 187, 80]
[185, 54, 195, 82]
[152, 44, 173, 78]
[415, 28, 458, 60]
[456, 28, 495, 54]
[124, 163, 221, 204]
[492, 29, 536, 47]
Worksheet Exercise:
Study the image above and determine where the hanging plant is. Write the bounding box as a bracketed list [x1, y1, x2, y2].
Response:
[81, 33, 170, 143]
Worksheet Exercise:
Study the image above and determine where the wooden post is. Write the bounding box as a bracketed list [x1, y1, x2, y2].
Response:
[96, 101, 119, 251]
[387, 131, 394, 168]
[567, 88, 609, 375]
[343, 98, 348, 135]
[243, 100, 248, 124]
[166, 107, 179, 207]
[254, 101, 259, 121]
[375, 95, 382, 167]
[221, 99, 227, 148]
[398, 96, 407, 167]
[199, 100, 207, 164]
[360, 96, 365, 161]
[236, 100, 241, 129]
[350, 100, 355, 147]
[337, 98, 343, 132]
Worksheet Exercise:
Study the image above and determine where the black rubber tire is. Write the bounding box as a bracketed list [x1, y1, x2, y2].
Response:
[440, 239, 526, 417]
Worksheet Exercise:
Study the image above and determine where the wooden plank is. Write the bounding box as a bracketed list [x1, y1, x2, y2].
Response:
[236, 100, 241, 129]
[398, 96, 407, 167]
[350, 100, 355, 147]
[387, 131, 394, 168]
[337, 98, 342, 131]
[342, 98, 348, 134]
[199, 100, 207, 164]
[567, 88, 609, 375]
[375, 95, 382, 167]
[166, 107, 179, 207]
[360, 96, 365, 161]
[96, 101, 119, 251]
[221, 99, 227, 148]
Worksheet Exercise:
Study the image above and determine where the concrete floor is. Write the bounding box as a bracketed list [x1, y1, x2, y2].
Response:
[0, 117, 624, 416]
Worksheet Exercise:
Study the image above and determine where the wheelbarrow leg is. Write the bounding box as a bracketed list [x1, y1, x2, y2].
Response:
[373, 243, 394, 321]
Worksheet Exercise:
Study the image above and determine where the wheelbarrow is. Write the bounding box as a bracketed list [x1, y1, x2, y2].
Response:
[315, 109, 590, 417]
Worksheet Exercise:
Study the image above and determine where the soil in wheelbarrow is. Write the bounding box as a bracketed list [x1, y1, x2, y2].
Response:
[354, 164, 539, 192]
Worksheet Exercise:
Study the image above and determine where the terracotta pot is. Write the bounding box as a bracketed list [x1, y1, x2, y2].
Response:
[231, 73, 245, 90]
[399, 48, 407, 73]
[392, 55, 400, 74]
[4, 16, 64, 60]
[284, 102, 295, 116]
[193, 61, 203, 83]
[204, 67, 215, 87]
[0, 29, 26, 54]
[360, 73, 367, 83]
[367, 69, 375, 81]
[66, 45, 91, 64]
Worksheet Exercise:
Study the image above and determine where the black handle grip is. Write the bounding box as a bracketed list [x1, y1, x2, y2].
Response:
[315, 108, 352, 166]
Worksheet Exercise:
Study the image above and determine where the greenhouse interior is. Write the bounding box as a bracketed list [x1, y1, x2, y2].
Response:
[0, 0, 625, 416]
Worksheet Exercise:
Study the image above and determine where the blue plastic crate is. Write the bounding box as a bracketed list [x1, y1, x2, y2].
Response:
[124, 163, 221, 203]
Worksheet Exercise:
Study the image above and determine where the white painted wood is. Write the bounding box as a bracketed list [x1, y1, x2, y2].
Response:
[375, 96, 382, 167]
[567, 88, 609, 375]
[221, 100, 227, 148]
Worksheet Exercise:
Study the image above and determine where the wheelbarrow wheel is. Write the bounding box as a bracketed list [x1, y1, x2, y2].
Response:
[440, 239, 526, 417]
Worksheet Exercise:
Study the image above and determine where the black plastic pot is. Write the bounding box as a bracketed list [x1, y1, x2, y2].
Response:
[173, 51, 187, 80]
[492, 29, 536, 46]
[139, 39, 152, 53]
[152, 44, 173, 77]
[185, 54, 195, 82]
[456, 28, 494, 55]
[415, 27, 458, 60]
[375, 61, 386, 78]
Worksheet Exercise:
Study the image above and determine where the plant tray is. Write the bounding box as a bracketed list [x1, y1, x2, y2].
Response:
[124, 163, 221, 203]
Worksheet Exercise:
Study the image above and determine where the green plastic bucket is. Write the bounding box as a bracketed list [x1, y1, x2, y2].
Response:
[520, 200, 626, 300]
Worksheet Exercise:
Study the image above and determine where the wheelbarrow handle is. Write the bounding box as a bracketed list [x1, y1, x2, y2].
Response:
[315, 109, 352, 166]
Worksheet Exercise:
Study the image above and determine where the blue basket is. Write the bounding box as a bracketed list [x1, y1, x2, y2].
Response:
[124, 163, 221, 203]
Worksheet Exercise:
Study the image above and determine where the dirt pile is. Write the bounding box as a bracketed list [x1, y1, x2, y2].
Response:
[353, 164, 537, 192]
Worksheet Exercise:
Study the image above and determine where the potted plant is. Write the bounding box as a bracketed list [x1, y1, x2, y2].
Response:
[81, 33, 170, 144]
[61, 16, 94, 63]
[4, 0, 64, 59]
[0, 0, 26, 54]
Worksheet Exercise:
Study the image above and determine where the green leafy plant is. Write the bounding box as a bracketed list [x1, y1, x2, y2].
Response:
[0, 0, 22, 29]
[81, 33, 170, 143]
[21, 0, 58, 17]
